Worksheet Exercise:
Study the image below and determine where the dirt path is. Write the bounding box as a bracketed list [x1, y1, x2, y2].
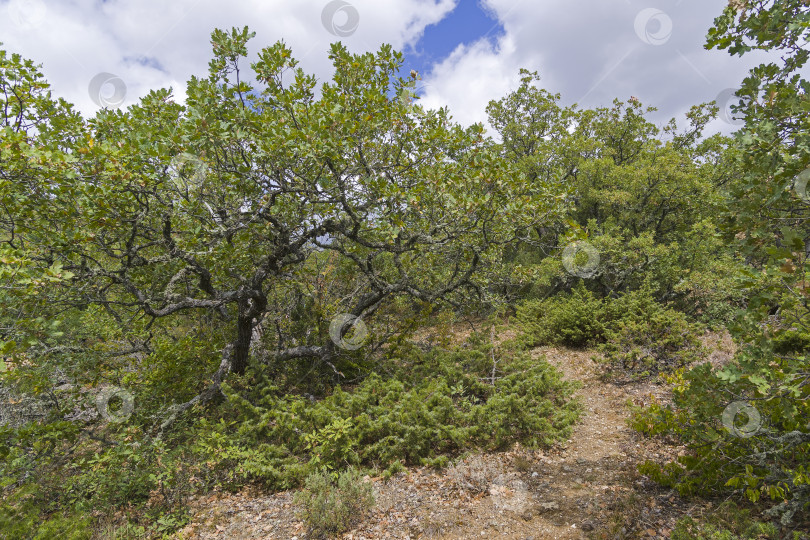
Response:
[176, 342, 730, 539]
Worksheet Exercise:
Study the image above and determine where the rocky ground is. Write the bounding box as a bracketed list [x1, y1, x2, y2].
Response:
[175, 333, 737, 539]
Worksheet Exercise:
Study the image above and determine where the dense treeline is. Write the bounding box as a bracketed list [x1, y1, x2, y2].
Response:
[0, 1, 808, 537]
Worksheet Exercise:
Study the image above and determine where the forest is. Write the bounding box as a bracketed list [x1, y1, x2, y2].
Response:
[0, 1, 808, 538]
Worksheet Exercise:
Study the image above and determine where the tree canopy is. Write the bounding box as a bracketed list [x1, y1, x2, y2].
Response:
[1, 5, 809, 536]
[2, 28, 565, 428]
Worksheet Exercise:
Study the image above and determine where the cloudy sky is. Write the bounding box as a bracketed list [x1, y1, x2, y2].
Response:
[0, 0, 776, 134]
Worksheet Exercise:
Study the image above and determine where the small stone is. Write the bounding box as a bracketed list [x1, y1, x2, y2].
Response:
[531, 472, 539, 478]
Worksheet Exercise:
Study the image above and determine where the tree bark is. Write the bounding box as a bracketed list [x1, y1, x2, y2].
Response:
[231, 312, 254, 375]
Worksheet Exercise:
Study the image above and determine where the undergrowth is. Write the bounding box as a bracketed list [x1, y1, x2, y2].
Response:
[293, 467, 375, 538]
[193, 333, 580, 490]
[517, 282, 705, 381]
[0, 332, 579, 538]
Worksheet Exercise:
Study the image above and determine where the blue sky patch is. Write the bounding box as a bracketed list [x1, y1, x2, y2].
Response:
[403, 1, 503, 81]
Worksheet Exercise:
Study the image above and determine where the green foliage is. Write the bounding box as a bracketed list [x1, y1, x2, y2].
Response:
[517, 284, 705, 379]
[631, 343, 810, 525]
[772, 327, 810, 355]
[485, 69, 581, 191]
[382, 459, 406, 480]
[191, 336, 579, 490]
[119, 328, 228, 419]
[0, 493, 93, 540]
[293, 467, 375, 538]
[3, 5, 803, 536]
[490, 77, 742, 314]
[0, 416, 194, 538]
[671, 501, 780, 540]
[66, 438, 176, 511]
[0, 29, 580, 536]
[2, 22, 565, 396]
[600, 294, 705, 381]
[631, 2, 810, 529]
[516, 282, 605, 347]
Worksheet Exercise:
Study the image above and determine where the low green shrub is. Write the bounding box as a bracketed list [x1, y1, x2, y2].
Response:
[517, 284, 705, 380]
[600, 297, 704, 381]
[0, 479, 95, 540]
[631, 341, 810, 528]
[293, 467, 374, 538]
[192, 334, 580, 490]
[670, 501, 783, 540]
[0, 415, 194, 539]
[771, 327, 810, 355]
[0, 332, 580, 537]
[516, 282, 605, 347]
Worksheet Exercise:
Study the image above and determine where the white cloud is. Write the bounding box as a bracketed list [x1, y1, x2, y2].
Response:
[420, 34, 524, 129]
[419, 0, 781, 134]
[0, 0, 793, 135]
[0, 0, 456, 116]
